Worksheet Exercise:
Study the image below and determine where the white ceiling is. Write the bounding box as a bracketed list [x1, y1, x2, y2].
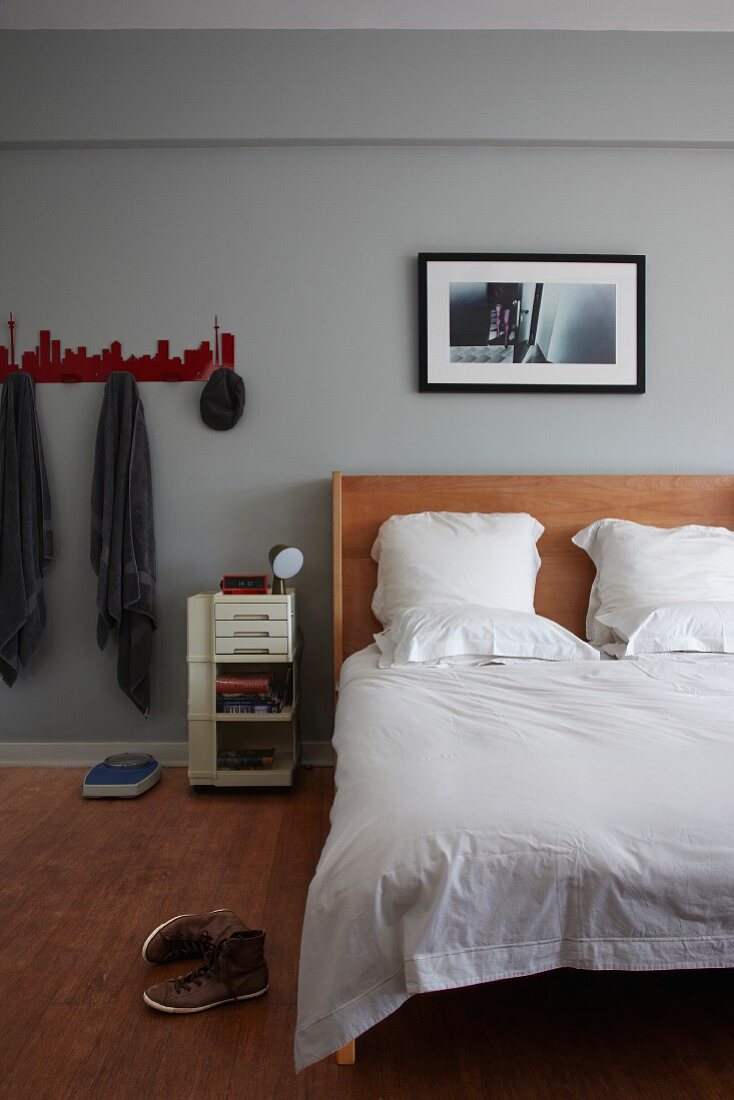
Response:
[1, 0, 733, 31]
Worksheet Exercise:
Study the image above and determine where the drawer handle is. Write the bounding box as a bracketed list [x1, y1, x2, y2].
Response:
[232, 614, 268, 621]
[233, 631, 268, 637]
[232, 648, 269, 654]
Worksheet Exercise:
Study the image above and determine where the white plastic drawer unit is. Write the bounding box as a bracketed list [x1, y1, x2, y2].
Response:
[214, 602, 287, 622]
[216, 619, 289, 638]
[186, 589, 299, 788]
[212, 594, 295, 659]
[215, 637, 289, 656]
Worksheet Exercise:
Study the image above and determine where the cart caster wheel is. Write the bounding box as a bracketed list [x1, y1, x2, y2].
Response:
[193, 784, 213, 793]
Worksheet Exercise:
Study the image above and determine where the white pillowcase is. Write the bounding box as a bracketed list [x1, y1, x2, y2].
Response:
[572, 518, 734, 645]
[599, 601, 734, 657]
[371, 511, 544, 627]
[374, 604, 600, 667]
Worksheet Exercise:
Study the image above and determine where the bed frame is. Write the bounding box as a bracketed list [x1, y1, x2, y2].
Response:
[331, 471, 734, 1065]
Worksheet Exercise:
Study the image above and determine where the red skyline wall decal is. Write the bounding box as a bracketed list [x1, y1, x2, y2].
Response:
[0, 314, 234, 382]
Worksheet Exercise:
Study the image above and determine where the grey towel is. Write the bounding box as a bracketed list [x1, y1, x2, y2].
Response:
[0, 373, 53, 685]
[91, 372, 157, 715]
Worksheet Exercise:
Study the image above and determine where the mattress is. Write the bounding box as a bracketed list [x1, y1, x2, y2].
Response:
[295, 647, 734, 1069]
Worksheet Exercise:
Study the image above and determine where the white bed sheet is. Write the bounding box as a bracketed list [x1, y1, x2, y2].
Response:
[295, 647, 734, 1069]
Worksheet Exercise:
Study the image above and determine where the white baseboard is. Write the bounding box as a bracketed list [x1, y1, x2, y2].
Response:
[0, 739, 336, 768]
[0, 741, 190, 767]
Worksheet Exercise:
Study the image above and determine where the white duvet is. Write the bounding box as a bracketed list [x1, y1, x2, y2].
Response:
[295, 647, 734, 1070]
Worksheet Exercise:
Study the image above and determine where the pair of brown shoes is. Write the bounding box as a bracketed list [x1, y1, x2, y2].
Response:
[141, 909, 268, 1013]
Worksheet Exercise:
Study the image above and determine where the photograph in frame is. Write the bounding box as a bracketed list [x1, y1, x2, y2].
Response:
[419, 253, 645, 393]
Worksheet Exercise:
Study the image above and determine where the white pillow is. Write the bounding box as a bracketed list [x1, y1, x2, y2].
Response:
[371, 511, 544, 626]
[374, 604, 599, 667]
[599, 601, 734, 657]
[572, 518, 734, 645]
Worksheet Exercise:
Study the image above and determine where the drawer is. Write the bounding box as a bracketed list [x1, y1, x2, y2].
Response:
[215, 638, 288, 656]
[216, 620, 288, 638]
[215, 602, 287, 622]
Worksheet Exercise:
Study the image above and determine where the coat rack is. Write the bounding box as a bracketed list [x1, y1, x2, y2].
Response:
[0, 314, 234, 383]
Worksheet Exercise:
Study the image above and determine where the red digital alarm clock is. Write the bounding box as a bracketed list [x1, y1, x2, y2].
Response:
[220, 574, 269, 595]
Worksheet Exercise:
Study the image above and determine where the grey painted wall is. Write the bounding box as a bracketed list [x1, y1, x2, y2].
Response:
[3, 30, 734, 146]
[1, 31, 733, 746]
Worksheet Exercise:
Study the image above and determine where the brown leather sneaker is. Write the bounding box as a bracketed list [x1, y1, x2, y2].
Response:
[142, 909, 247, 963]
[143, 930, 268, 1014]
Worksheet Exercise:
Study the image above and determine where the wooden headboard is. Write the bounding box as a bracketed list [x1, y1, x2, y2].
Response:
[333, 472, 734, 682]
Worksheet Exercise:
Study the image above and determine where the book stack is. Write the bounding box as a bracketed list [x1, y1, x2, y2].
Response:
[217, 747, 276, 770]
[216, 672, 283, 715]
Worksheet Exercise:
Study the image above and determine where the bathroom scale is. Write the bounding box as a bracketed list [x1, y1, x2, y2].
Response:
[82, 752, 161, 798]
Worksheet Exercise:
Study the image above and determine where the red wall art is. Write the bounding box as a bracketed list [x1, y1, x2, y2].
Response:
[0, 314, 234, 383]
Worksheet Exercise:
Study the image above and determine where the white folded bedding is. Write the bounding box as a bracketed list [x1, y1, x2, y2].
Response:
[295, 647, 734, 1069]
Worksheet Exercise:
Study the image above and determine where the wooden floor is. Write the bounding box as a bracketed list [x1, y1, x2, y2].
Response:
[1, 767, 733, 1100]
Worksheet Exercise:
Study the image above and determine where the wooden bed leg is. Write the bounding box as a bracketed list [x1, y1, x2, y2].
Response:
[335, 1039, 356, 1065]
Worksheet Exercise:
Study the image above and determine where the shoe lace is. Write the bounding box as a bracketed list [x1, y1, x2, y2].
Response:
[173, 940, 219, 993]
[167, 929, 212, 961]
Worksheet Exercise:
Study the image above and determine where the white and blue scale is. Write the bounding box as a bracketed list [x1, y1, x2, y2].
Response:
[82, 752, 161, 798]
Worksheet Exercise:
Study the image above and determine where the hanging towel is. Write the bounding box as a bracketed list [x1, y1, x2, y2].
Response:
[91, 372, 157, 715]
[0, 373, 53, 686]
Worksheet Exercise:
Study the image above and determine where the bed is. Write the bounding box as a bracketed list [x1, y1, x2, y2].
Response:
[295, 474, 734, 1070]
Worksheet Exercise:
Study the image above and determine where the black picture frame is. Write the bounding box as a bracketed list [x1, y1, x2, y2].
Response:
[418, 252, 645, 394]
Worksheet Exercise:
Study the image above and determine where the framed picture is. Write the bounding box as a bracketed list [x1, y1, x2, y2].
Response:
[418, 253, 645, 393]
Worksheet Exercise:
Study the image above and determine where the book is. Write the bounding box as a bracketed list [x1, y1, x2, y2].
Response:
[217, 748, 276, 770]
[217, 692, 276, 701]
[216, 673, 273, 694]
[217, 702, 281, 714]
[216, 685, 283, 714]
